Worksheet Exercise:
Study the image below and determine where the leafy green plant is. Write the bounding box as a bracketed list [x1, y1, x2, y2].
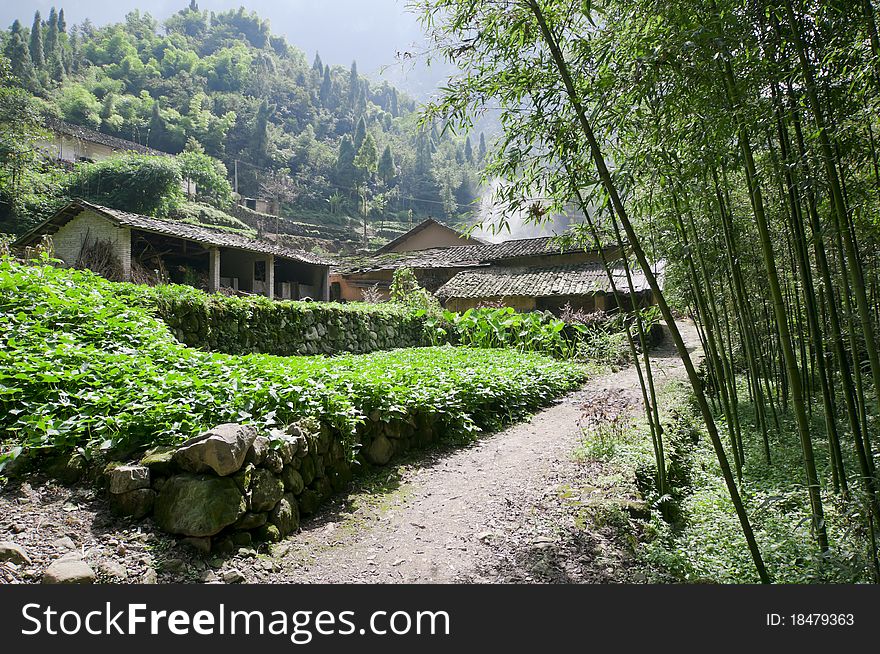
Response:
[63, 154, 184, 217]
[176, 150, 233, 208]
[389, 267, 442, 315]
[436, 307, 582, 358]
[0, 259, 588, 469]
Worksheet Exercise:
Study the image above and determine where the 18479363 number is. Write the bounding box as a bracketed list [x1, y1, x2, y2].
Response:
[766, 613, 855, 627]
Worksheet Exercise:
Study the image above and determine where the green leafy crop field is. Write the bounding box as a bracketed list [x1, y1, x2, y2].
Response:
[0, 259, 589, 466]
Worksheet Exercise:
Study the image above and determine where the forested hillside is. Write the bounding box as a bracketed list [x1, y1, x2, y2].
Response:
[0, 2, 486, 239]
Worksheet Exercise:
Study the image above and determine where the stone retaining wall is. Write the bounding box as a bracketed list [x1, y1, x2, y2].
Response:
[153, 295, 432, 356]
[107, 413, 445, 553]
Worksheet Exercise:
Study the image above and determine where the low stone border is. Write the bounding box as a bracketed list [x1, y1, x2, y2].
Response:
[103, 412, 446, 554]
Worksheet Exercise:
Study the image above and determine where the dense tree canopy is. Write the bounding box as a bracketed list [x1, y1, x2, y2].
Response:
[0, 2, 489, 228]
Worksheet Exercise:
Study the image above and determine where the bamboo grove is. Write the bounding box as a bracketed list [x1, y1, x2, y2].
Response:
[416, 0, 880, 581]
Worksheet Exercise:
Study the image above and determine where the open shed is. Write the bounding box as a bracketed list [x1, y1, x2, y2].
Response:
[14, 199, 331, 301]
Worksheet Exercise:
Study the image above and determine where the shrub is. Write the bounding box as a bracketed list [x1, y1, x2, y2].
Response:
[390, 267, 442, 315]
[63, 154, 184, 217]
[177, 151, 233, 208]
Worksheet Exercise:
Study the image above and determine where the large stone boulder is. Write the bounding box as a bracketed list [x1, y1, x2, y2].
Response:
[281, 466, 305, 495]
[0, 541, 31, 565]
[109, 488, 155, 519]
[298, 489, 321, 516]
[299, 456, 316, 486]
[249, 469, 284, 513]
[364, 435, 393, 465]
[173, 424, 257, 476]
[108, 465, 151, 494]
[234, 512, 267, 530]
[140, 447, 177, 476]
[154, 474, 246, 537]
[245, 434, 270, 466]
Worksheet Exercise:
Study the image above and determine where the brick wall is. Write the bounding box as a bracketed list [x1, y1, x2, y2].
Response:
[53, 210, 132, 278]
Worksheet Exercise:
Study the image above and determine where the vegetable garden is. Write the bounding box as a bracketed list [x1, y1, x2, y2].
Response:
[0, 257, 591, 471]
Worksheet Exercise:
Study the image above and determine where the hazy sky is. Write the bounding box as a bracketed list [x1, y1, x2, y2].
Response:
[1, 1, 439, 90]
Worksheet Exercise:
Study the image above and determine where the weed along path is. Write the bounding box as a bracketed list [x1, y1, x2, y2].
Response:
[259, 321, 703, 584]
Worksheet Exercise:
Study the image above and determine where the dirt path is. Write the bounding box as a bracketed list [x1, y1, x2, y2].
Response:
[260, 321, 702, 583]
[0, 322, 701, 584]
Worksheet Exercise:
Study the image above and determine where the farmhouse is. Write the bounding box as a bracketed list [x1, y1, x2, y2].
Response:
[375, 217, 487, 254]
[37, 119, 200, 196]
[38, 118, 167, 165]
[330, 218, 660, 313]
[436, 262, 662, 313]
[14, 199, 331, 301]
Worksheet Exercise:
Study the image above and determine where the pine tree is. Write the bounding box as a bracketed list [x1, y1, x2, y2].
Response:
[252, 99, 271, 163]
[415, 131, 433, 176]
[464, 135, 473, 163]
[312, 52, 323, 74]
[353, 115, 367, 152]
[478, 132, 487, 161]
[356, 84, 367, 114]
[149, 101, 166, 149]
[45, 7, 59, 63]
[6, 23, 38, 91]
[68, 27, 81, 75]
[43, 6, 64, 81]
[348, 60, 359, 110]
[58, 8, 66, 33]
[354, 133, 379, 175]
[335, 134, 357, 189]
[320, 65, 333, 106]
[378, 144, 397, 186]
[29, 11, 44, 69]
[390, 88, 399, 117]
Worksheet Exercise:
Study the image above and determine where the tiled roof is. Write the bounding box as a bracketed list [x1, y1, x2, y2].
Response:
[471, 236, 588, 260]
[436, 263, 662, 299]
[15, 199, 332, 266]
[46, 118, 168, 157]
[335, 235, 601, 274]
[334, 246, 486, 274]
[374, 217, 486, 254]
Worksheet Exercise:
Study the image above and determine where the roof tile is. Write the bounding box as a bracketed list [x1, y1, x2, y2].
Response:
[435, 263, 663, 299]
[334, 235, 602, 274]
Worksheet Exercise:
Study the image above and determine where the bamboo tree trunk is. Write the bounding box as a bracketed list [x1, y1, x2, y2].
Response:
[527, 0, 771, 582]
[783, 0, 880, 421]
[717, 49, 829, 550]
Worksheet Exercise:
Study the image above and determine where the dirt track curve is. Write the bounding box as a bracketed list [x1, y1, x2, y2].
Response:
[264, 321, 702, 583]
